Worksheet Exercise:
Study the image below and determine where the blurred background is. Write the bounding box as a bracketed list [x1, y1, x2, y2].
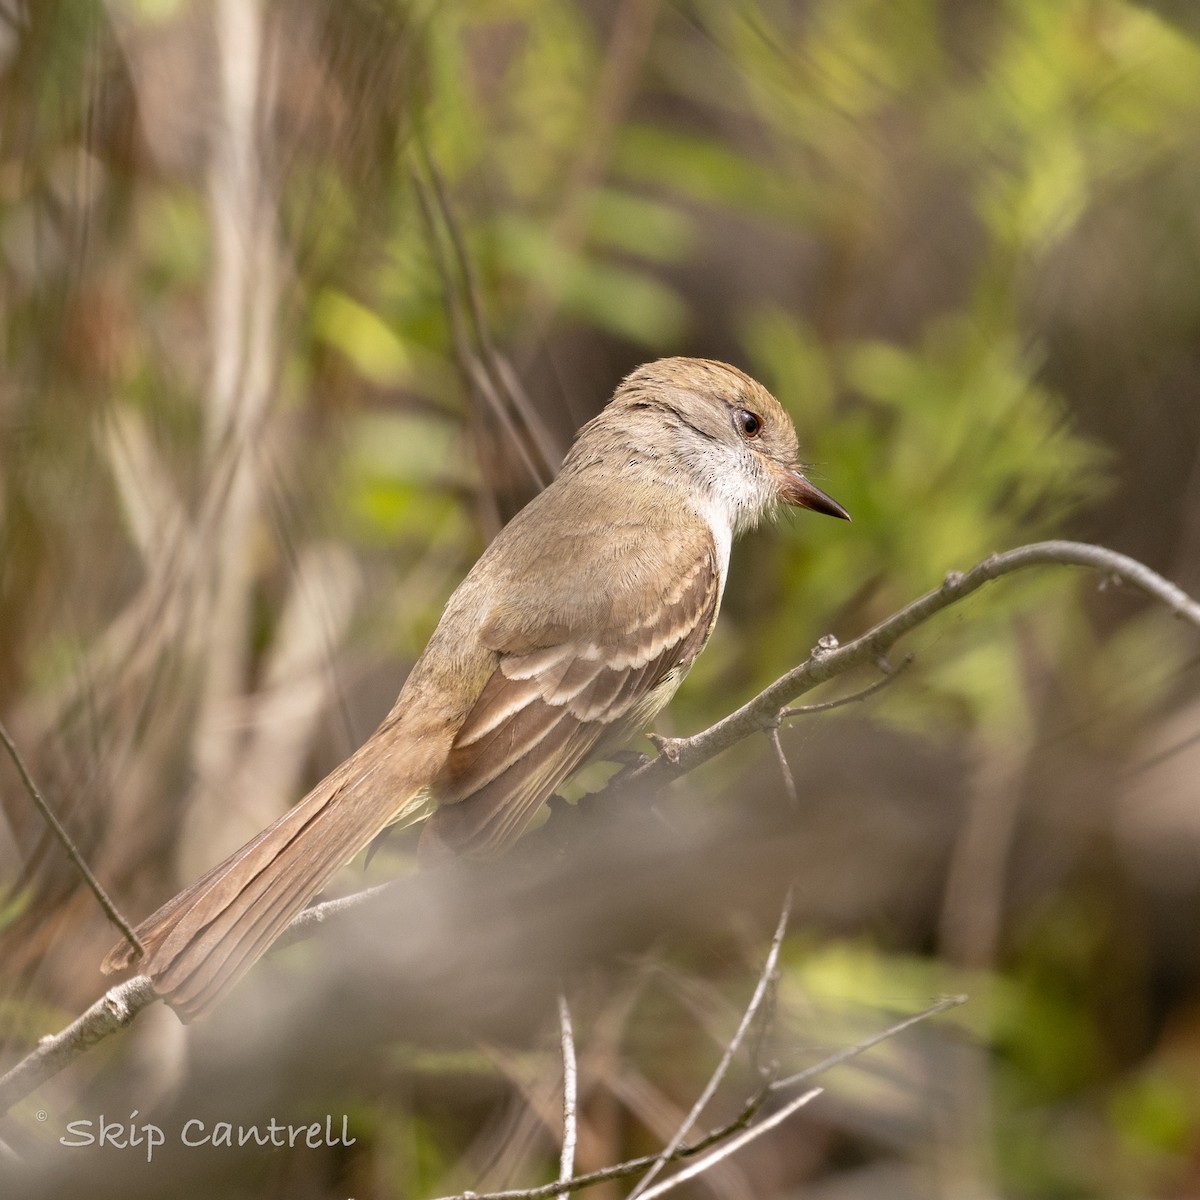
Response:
[2, 0, 1200, 1195]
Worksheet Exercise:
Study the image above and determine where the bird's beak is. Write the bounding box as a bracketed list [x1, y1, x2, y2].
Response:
[775, 467, 851, 521]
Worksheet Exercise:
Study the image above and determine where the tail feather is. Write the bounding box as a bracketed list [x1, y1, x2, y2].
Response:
[103, 731, 446, 1021]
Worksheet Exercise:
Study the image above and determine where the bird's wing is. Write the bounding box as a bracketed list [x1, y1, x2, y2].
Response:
[421, 536, 721, 858]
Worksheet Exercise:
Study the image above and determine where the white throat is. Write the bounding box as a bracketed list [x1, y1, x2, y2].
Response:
[693, 494, 735, 607]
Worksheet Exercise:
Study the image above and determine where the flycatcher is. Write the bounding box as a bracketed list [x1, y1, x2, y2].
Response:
[103, 357, 849, 1020]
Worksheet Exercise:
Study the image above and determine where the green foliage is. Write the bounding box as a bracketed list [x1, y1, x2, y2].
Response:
[312, 290, 418, 387]
[1111, 1071, 1196, 1175]
[494, 211, 689, 344]
[5, 0, 1200, 1196]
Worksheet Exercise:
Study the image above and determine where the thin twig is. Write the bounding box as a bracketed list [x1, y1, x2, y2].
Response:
[766, 726, 798, 807]
[274, 882, 395, 948]
[410, 160, 549, 492]
[617, 541, 1200, 797]
[428, 1135, 721, 1200]
[0, 977, 155, 1113]
[768, 994, 969, 1093]
[556, 994, 578, 1200]
[421, 148, 560, 476]
[637, 1088, 823, 1200]
[780, 654, 912, 719]
[4, 542, 1194, 1116]
[628, 889, 793, 1200]
[0, 880, 397, 1114]
[0, 939, 956, 1195]
[0, 720, 143, 957]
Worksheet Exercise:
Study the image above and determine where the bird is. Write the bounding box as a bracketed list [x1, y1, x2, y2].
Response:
[102, 357, 849, 1020]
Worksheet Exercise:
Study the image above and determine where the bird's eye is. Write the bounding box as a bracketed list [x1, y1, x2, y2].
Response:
[734, 408, 763, 439]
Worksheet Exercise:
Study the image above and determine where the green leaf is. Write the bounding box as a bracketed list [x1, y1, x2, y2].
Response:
[586, 187, 695, 263]
[311, 290, 413, 386]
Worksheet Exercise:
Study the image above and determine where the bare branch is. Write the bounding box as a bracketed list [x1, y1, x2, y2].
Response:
[409, 163, 550, 495]
[412, 169, 549, 499]
[768, 994, 969, 1093]
[556, 994, 578, 1200]
[3, 541, 1190, 1117]
[0, 720, 142, 957]
[620, 540, 1200, 796]
[767, 726, 798, 807]
[637, 1088, 823, 1200]
[628, 889, 793, 1200]
[412, 143, 561, 496]
[780, 654, 912, 719]
[0, 977, 155, 1113]
[421, 149, 561, 476]
[0, 880, 393, 1114]
[273, 882, 395, 949]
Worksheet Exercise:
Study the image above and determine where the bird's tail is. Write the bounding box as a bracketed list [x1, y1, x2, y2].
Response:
[102, 731, 443, 1022]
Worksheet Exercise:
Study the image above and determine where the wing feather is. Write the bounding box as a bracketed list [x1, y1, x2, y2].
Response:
[421, 538, 721, 858]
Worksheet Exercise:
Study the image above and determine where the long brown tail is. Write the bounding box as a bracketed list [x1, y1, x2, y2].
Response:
[102, 729, 445, 1022]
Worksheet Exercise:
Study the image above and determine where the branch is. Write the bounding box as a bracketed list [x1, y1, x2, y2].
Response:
[556, 994, 578, 1200]
[410, 162, 551, 495]
[273, 881, 395, 949]
[0, 881, 397, 1115]
[420, 148, 561, 476]
[627, 889, 793, 1200]
[767, 994, 967, 1093]
[410, 142, 561, 496]
[425, 996, 964, 1200]
[636, 1088, 823, 1200]
[0, 977, 155, 1113]
[3, 542, 1193, 1114]
[621, 540, 1200, 795]
[0, 720, 143, 957]
[766, 727, 798, 807]
[779, 653, 912, 719]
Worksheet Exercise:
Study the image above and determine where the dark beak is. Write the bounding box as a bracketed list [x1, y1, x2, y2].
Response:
[777, 468, 851, 521]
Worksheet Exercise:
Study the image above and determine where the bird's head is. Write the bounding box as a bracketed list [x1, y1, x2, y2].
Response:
[602, 357, 850, 533]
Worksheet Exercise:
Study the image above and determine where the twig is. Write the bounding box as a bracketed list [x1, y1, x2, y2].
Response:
[627, 889, 793, 1200]
[424, 989, 952, 1200]
[779, 654, 912, 719]
[768, 994, 968, 1093]
[421, 149, 560, 476]
[0, 720, 143, 957]
[410, 162, 550, 494]
[0, 977, 155, 1113]
[428, 1139, 716, 1200]
[273, 881, 395, 948]
[556, 994, 578, 1200]
[637, 1088, 823, 1200]
[3, 542, 1194, 1116]
[0, 881, 397, 1114]
[0, 956, 949, 1194]
[766, 727, 798, 807]
[616, 541, 1200, 797]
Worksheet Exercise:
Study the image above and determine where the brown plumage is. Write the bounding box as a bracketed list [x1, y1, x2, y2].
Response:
[102, 357, 849, 1020]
